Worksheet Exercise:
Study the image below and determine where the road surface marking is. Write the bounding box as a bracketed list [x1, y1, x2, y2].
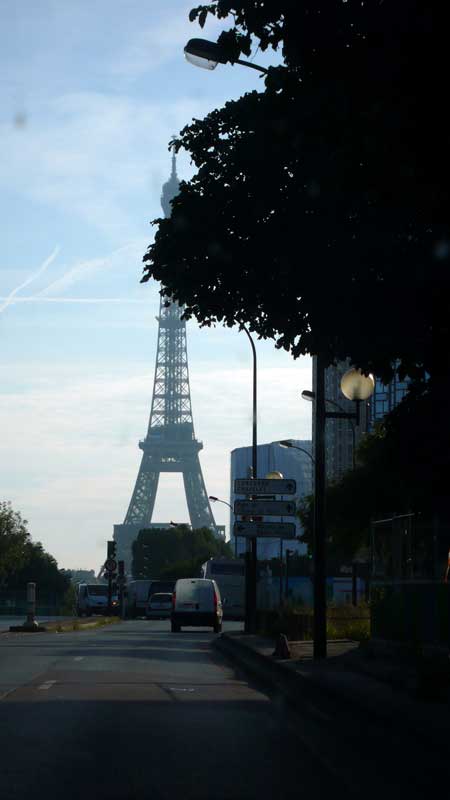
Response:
[38, 680, 56, 690]
[73, 656, 84, 661]
[169, 687, 195, 693]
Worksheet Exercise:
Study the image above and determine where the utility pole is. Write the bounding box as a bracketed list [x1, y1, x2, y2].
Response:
[313, 354, 327, 659]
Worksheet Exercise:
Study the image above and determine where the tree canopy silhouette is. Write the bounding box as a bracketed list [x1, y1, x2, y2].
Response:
[143, 1, 443, 387]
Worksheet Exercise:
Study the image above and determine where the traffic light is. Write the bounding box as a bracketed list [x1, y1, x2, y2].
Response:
[107, 540, 117, 559]
[118, 560, 124, 578]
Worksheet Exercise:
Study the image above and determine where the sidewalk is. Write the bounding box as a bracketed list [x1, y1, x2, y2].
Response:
[214, 633, 450, 741]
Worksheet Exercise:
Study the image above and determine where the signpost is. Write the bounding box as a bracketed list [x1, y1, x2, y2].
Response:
[235, 478, 296, 495]
[234, 499, 296, 517]
[233, 521, 296, 539]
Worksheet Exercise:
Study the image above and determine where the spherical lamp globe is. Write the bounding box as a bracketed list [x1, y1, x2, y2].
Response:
[340, 368, 375, 401]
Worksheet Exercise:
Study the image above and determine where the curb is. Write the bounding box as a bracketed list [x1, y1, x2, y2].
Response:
[214, 633, 450, 746]
[3, 617, 121, 635]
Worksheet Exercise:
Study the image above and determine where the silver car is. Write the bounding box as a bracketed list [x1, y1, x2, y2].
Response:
[145, 592, 173, 620]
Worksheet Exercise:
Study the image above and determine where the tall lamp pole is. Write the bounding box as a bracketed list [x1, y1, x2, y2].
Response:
[241, 325, 258, 634]
[184, 36, 265, 637]
[313, 354, 328, 659]
[303, 365, 375, 659]
[208, 496, 235, 554]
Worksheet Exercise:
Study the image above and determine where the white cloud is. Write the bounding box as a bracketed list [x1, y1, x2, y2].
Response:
[37, 240, 145, 297]
[0, 246, 59, 313]
[0, 296, 148, 305]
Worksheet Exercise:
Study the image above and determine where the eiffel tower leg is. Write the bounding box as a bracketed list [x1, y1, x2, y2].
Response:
[115, 456, 160, 572]
[183, 456, 217, 532]
[124, 454, 160, 526]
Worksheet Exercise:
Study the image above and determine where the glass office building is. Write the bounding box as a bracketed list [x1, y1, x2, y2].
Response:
[370, 373, 409, 424]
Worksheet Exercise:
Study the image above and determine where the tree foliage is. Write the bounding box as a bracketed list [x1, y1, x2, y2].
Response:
[0, 500, 70, 594]
[0, 501, 29, 581]
[132, 525, 232, 579]
[143, 1, 443, 385]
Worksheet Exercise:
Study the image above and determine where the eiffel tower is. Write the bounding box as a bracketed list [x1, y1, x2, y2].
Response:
[114, 153, 217, 571]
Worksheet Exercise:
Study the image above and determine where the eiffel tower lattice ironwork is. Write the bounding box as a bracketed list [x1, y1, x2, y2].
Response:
[114, 154, 217, 570]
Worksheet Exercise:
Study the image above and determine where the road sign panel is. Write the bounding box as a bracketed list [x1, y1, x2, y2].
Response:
[234, 478, 296, 495]
[234, 499, 296, 516]
[233, 521, 296, 539]
[105, 558, 117, 572]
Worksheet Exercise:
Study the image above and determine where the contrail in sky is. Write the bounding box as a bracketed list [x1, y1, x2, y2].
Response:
[0, 246, 60, 314]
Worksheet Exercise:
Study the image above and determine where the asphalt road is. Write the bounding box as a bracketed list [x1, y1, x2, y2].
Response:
[1, 620, 446, 800]
[0, 620, 337, 800]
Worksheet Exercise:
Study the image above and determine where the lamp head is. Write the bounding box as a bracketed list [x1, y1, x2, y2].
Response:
[340, 368, 375, 401]
[301, 390, 315, 402]
[184, 38, 229, 70]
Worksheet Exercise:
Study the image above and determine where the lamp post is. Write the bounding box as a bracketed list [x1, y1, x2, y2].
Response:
[241, 325, 258, 634]
[184, 38, 268, 74]
[265, 470, 284, 607]
[304, 365, 375, 659]
[183, 36, 263, 636]
[279, 440, 315, 465]
[301, 392, 357, 469]
[208, 496, 236, 556]
[285, 549, 294, 599]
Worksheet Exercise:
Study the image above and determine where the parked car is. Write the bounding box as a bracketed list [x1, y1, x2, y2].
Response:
[146, 592, 172, 619]
[171, 578, 223, 633]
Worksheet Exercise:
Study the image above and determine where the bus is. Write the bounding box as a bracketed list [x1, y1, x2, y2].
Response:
[200, 558, 245, 620]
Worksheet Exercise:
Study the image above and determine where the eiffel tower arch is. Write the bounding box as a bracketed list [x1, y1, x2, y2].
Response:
[114, 154, 217, 570]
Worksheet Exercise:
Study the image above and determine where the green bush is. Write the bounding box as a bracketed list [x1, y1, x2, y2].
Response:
[257, 602, 370, 642]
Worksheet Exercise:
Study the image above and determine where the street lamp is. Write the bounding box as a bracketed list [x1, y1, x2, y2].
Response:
[209, 496, 236, 556]
[279, 440, 315, 465]
[183, 39, 264, 635]
[209, 496, 232, 510]
[304, 364, 374, 659]
[241, 325, 258, 634]
[265, 470, 285, 606]
[300, 394, 357, 468]
[184, 38, 268, 74]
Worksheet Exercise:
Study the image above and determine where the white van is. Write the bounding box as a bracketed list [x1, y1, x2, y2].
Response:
[76, 583, 119, 616]
[171, 578, 223, 633]
[125, 579, 152, 618]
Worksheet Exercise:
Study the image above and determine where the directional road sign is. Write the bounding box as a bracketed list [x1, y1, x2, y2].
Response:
[234, 478, 296, 495]
[233, 521, 296, 540]
[234, 499, 296, 516]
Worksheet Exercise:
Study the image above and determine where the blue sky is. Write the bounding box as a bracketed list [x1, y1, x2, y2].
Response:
[1, 0, 312, 571]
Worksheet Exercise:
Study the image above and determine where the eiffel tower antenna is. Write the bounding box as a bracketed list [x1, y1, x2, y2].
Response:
[114, 152, 217, 571]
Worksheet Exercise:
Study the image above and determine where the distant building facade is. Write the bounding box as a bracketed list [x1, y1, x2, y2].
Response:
[230, 440, 313, 560]
[312, 357, 409, 485]
[312, 357, 370, 484]
[369, 373, 409, 425]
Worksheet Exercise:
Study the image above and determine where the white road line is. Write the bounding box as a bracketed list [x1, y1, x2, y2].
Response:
[38, 680, 56, 690]
[73, 656, 84, 661]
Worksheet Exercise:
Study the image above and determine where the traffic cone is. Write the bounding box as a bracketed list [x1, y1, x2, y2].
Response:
[272, 633, 291, 659]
